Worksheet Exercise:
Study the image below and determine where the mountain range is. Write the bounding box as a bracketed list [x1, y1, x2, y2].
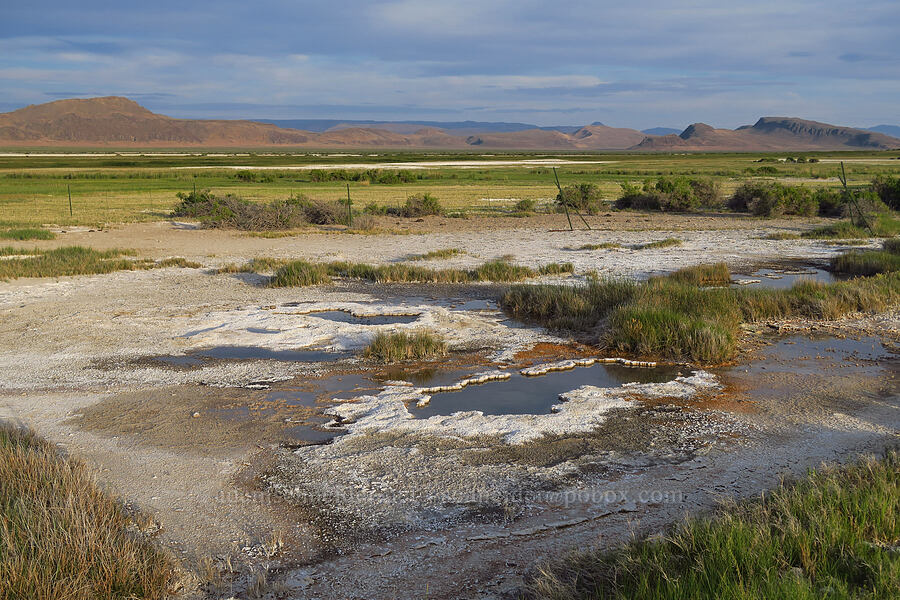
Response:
[1, 97, 898, 151]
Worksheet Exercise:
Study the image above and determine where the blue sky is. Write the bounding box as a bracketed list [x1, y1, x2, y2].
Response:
[1, 1, 898, 128]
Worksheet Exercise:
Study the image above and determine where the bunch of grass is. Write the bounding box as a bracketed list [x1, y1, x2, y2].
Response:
[0, 424, 176, 600]
[363, 330, 448, 362]
[0, 228, 55, 241]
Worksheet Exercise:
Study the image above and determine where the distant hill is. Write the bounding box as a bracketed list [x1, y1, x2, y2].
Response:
[866, 124, 900, 138]
[256, 118, 583, 135]
[642, 127, 681, 136]
[633, 117, 900, 151]
[2, 98, 898, 151]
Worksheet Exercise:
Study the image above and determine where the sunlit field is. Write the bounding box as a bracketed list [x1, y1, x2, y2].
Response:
[1, 149, 897, 227]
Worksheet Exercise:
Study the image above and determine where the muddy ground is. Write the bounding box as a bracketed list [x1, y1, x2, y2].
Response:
[0, 214, 897, 599]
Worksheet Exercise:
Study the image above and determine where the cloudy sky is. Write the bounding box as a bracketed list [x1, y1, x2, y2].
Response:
[1, 1, 898, 128]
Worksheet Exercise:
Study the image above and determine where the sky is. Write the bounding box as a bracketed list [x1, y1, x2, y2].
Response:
[1, 1, 898, 129]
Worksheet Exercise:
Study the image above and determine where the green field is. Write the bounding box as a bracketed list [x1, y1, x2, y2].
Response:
[0, 150, 897, 227]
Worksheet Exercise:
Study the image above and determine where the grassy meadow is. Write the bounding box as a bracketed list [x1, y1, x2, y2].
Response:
[0, 150, 897, 227]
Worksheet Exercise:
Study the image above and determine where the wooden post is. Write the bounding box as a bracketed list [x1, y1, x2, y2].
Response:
[67, 185, 73, 217]
[553, 168, 573, 231]
[346, 184, 353, 228]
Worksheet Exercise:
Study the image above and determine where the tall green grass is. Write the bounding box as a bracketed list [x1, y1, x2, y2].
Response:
[363, 330, 448, 362]
[0, 228, 55, 241]
[0, 423, 176, 600]
[502, 266, 900, 364]
[530, 449, 900, 600]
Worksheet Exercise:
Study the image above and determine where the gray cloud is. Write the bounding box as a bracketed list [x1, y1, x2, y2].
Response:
[0, 1, 898, 127]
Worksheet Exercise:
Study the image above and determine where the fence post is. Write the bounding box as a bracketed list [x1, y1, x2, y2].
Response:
[67, 184, 73, 217]
[346, 183, 353, 228]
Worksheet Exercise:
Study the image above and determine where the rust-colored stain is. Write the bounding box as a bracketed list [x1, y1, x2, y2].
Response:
[513, 342, 596, 364]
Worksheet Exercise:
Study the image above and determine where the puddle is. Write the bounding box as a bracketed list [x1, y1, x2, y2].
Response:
[299, 310, 421, 326]
[284, 425, 345, 446]
[194, 346, 346, 362]
[732, 266, 837, 289]
[149, 346, 349, 368]
[413, 362, 680, 418]
[740, 335, 892, 377]
[375, 366, 486, 387]
[264, 373, 384, 406]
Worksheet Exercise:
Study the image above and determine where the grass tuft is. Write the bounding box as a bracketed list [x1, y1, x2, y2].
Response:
[530, 449, 900, 600]
[408, 248, 463, 261]
[654, 263, 731, 286]
[0, 423, 176, 599]
[363, 330, 448, 362]
[637, 237, 682, 250]
[0, 228, 56, 241]
[763, 232, 801, 240]
[268, 260, 332, 287]
[571, 242, 622, 250]
[830, 250, 900, 277]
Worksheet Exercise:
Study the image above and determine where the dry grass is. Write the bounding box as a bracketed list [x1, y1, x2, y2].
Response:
[0, 423, 177, 600]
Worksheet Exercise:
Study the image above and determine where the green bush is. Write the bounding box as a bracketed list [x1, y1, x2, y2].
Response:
[172, 190, 307, 230]
[385, 193, 444, 218]
[515, 198, 537, 212]
[616, 177, 721, 212]
[872, 174, 900, 210]
[728, 182, 818, 217]
[555, 184, 605, 214]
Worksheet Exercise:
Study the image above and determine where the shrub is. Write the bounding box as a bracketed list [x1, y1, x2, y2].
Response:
[363, 330, 448, 362]
[172, 190, 307, 230]
[555, 184, 604, 215]
[812, 187, 846, 217]
[292, 198, 346, 225]
[872, 174, 900, 210]
[728, 182, 817, 217]
[385, 193, 443, 218]
[515, 198, 536, 212]
[616, 177, 720, 212]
